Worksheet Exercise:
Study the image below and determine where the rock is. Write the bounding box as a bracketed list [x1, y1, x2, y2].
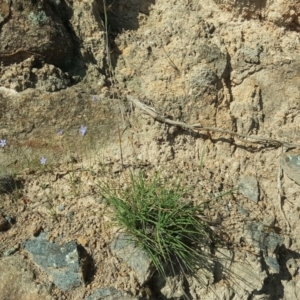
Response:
[1, 0, 300, 298]
[0, 0, 107, 91]
[230, 85, 263, 134]
[24, 232, 85, 291]
[282, 278, 300, 300]
[0, 57, 71, 92]
[0, 1, 74, 69]
[110, 233, 153, 285]
[243, 222, 287, 254]
[86, 287, 139, 300]
[241, 46, 262, 64]
[215, 0, 300, 30]
[280, 153, 300, 185]
[265, 256, 280, 274]
[0, 85, 121, 168]
[69, 0, 106, 86]
[243, 221, 292, 276]
[3, 244, 20, 257]
[217, 249, 267, 297]
[267, 0, 300, 29]
[189, 65, 219, 94]
[0, 255, 53, 300]
[237, 206, 250, 216]
[238, 175, 260, 203]
[187, 249, 267, 300]
[156, 274, 186, 300]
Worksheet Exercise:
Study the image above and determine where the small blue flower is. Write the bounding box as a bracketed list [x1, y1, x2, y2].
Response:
[92, 95, 98, 102]
[79, 125, 87, 136]
[0, 139, 6, 147]
[58, 129, 63, 135]
[40, 156, 47, 165]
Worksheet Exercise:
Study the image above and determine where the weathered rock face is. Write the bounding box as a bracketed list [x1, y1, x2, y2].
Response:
[1, 0, 300, 299]
[0, 255, 53, 300]
[112, 2, 231, 127]
[214, 0, 300, 31]
[0, 0, 73, 69]
[0, 84, 121, 169]
[0, 0, 107, 91]
[0, 56, 71, 92]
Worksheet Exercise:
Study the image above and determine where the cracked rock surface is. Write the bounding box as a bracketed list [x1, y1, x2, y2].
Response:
[1, 0, 300, 299]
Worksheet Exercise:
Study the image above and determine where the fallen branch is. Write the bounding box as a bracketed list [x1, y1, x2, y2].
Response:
[127, 96, 300, 150]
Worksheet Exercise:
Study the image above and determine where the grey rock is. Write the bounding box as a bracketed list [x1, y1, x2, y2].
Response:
[263, 232, 284, 254]
[57, 204, 65, 211]
[110, 233, 153, 285]
[3, 244, 19, 257]
[280, 153, 300, 185]
[238, 175, 260, 203]
[213, 250, 267, 298]
[24, 232, 84, 291]
[265, 256, 280, 274]
[241, 46, 263, 64]
[243, 222, 290, 258]
[237, 206, 250, 216]
[197, 42, 229, 79]
[189, 65, 218, 91]
[86, 287, 139, 300]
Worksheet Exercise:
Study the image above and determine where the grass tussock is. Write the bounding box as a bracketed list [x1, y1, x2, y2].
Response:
[100, 171, 219, 276]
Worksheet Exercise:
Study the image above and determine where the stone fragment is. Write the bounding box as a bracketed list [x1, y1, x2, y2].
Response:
[241, 46, 262, 64]
[243, 222, 286, 253]
[3, 244, 19, 257]
[86, 287, 139, 300]
[237, 206, 250, 216]
[110, 233, 153, 285]
[213, 249, 266, 297]
[25, 232, 85, 291]
[265, 256, 280, 274]
[280, 153, 300, 185]
[0, 255, 53, 300]
[157, 274, 186, 300]
[238, 175, 259, 203]
[243, 222, 291, 276]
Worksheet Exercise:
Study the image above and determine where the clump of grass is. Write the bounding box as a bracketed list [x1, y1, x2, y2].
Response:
[101, 171, 219, 277]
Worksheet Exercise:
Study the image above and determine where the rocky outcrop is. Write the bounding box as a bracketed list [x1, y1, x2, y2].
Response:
[1, 0, 300, 299]
[215, 0, 300, 31]
[0, 0, 73, 69]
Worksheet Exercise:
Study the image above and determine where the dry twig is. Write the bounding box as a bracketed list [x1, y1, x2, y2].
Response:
[127, 96, 300, 150]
